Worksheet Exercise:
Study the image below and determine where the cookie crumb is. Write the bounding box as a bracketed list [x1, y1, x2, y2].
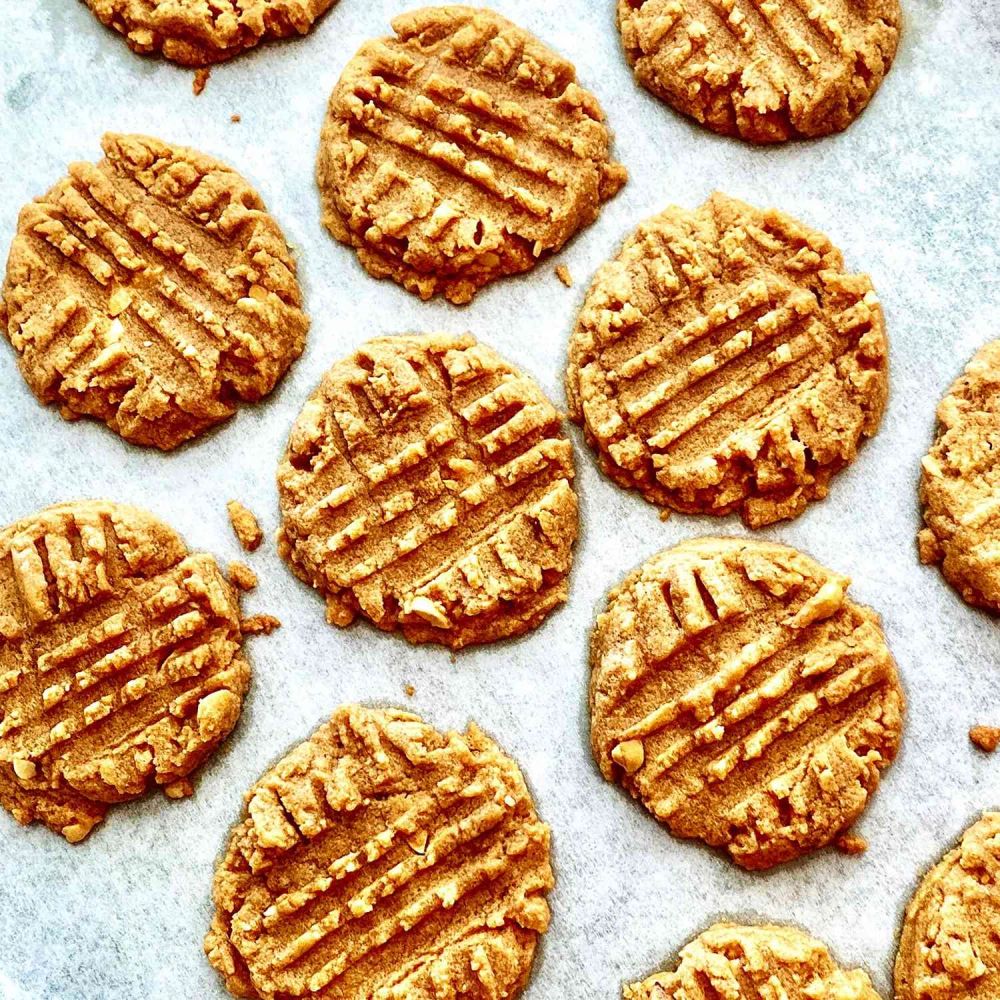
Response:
[970, 725, 1000, 753]
[231, 113, 241, 123]
[659, 509, 672, 522]
[555, 264, 573, 288]
[193, 68, 211, 95]
[227, 500, 263, 552]
[241, 614, 281, 636]
[164, 778, 194, 799]
[228, 562, 258, 592]
[835, 831, 868, 855]
[404, 684, 416, 698]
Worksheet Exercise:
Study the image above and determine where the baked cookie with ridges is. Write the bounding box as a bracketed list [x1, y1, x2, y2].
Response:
[895, 812, 1000, 1000]
[317, 6, 627, 304]
[567, 192, 887, 527]
[2, 133, 308, 450]
[919, 341, 1000, 612]
[626, 923, 880, 1000]
[82, 0, 338, 66]
[590, 537, 903, 869]
[277, 332, 577, 649]
[617, 0, 900, 144]
[205, 705, 553, 1000]
[0, 500, 250, 843]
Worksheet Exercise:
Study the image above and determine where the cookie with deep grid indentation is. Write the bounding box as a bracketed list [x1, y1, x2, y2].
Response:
[617, 0, 900, 143]
[895, 813, 1000, 1000]
[316, 6, 627, 304]
[919, 341, 1000, 613]
[277, 332, 578, 649]
[589, 537, 903, 869]
[205, 705, 553, 1000]
[567, 192, 888, 528]
[82, 0, 338, 66]
[2, 133, 308, 450]
[625, 923, 881, 1000]
[0, 500, 250, 843]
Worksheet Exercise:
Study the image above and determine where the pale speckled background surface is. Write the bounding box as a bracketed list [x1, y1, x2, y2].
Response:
[0, 1, 998, 998]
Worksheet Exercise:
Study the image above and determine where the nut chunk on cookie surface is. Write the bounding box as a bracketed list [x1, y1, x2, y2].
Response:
[317, 6, 627, 304]
[1, 133, 308, 451]
[205, 705, 553, 1000]
[567, 192, 888, 528]
[589, 537, 903, 869]
[277, 332, 578, 649]
[0, 501, 251, 843]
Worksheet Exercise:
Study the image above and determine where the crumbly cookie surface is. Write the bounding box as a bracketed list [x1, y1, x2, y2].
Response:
[317, 5, 627, 304]
[0, 500, 249, 843]
[919, 341, 1000, 612]
[82, 0, 338, 66]
[626, 923, 881, 1000]
[590, 537, 903, 869]
[277, 333, 578, 649]
[567, 192, 887, 528]
[2, 133, 308, 450]
[895, 813, 1000, 1000]
[205, 705, 553, 1000]
[617, 0, 900, 143]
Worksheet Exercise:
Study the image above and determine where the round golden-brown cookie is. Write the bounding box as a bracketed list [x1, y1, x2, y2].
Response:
[589, 537, 903, 869]
[205, 704, 553, 1000]
[82, 0, 338, 66]
[895, 813, 1000, 1000]
[316, 5, 627, 305]
[0, 500, 250, 843]
[277, 332, 578, 649]
[625, 923, 881, 1000]
[567, 192, 888, 528]
[2, 133, 308, 451]
[918, 341, 1000, 612]
[616, 0, 901, 144]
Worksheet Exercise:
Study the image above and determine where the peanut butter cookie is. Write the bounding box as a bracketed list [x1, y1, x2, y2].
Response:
[0, 500, 250, 843]
[590, 537, 903, 869]
[317, 6, 627, 304]
[82, 0, 338, 66]
[205, 705, 553, 1000]
[895, 813, 1000, 1000]
[919, 341, 1000, 612]
[277, 333, 578, 649]
[2, 133, 308, 450]
[626, 923, 880, 1000]
[567, 192, 887, 527]
[617, 0, 900, 143]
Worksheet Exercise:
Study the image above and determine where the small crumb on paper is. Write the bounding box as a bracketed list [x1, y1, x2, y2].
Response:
[555, 264, 573, 288]
[405, 684, 416, 698]
[193, 68, 210, 95]
[835, 831, 868, 855]
[228, 562, 258, 592]
[970, 725, 1000, 752]
[227, 500, 263, 552]
[164, 778, 193, 800]
[231, 113, 241, 123]
[241, 614, 281, 636]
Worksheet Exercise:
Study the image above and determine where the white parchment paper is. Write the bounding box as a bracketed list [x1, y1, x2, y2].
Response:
[1, 1, 999, 997]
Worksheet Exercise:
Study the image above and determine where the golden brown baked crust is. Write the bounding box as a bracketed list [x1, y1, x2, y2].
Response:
[205, 705, 553, 1000]
[626, 923, 881, 1000]
[567, 192, 887, 528]
[590, 537, 903, 869]
[277, 333, 578, 649]
[919, 341, 1000, 612]
[82, 0, 338, 66]
[0, 500, 250, 843]
[2, 133, 308, 451]
[895, 813, 1000, 1000]
[316, 5, 627, 304]
[617, 0, 901, 143]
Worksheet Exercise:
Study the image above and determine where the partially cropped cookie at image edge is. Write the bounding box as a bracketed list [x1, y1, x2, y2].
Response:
[0, 500, 251, 843]
[205, 704, 553, 1000]
[317, 5, 627, 304]
[919, 340, 1000, 612]
[626, 923, 881, 1000]
[617, 0, 901, 144]
[895, 812, 1000, 1000]
[277, 332, 578, 649]
[589, 537, 903, 870]
[2, 133, 308, 451]
[82, 0, 338, 66]
[567, 192, 888, 528]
